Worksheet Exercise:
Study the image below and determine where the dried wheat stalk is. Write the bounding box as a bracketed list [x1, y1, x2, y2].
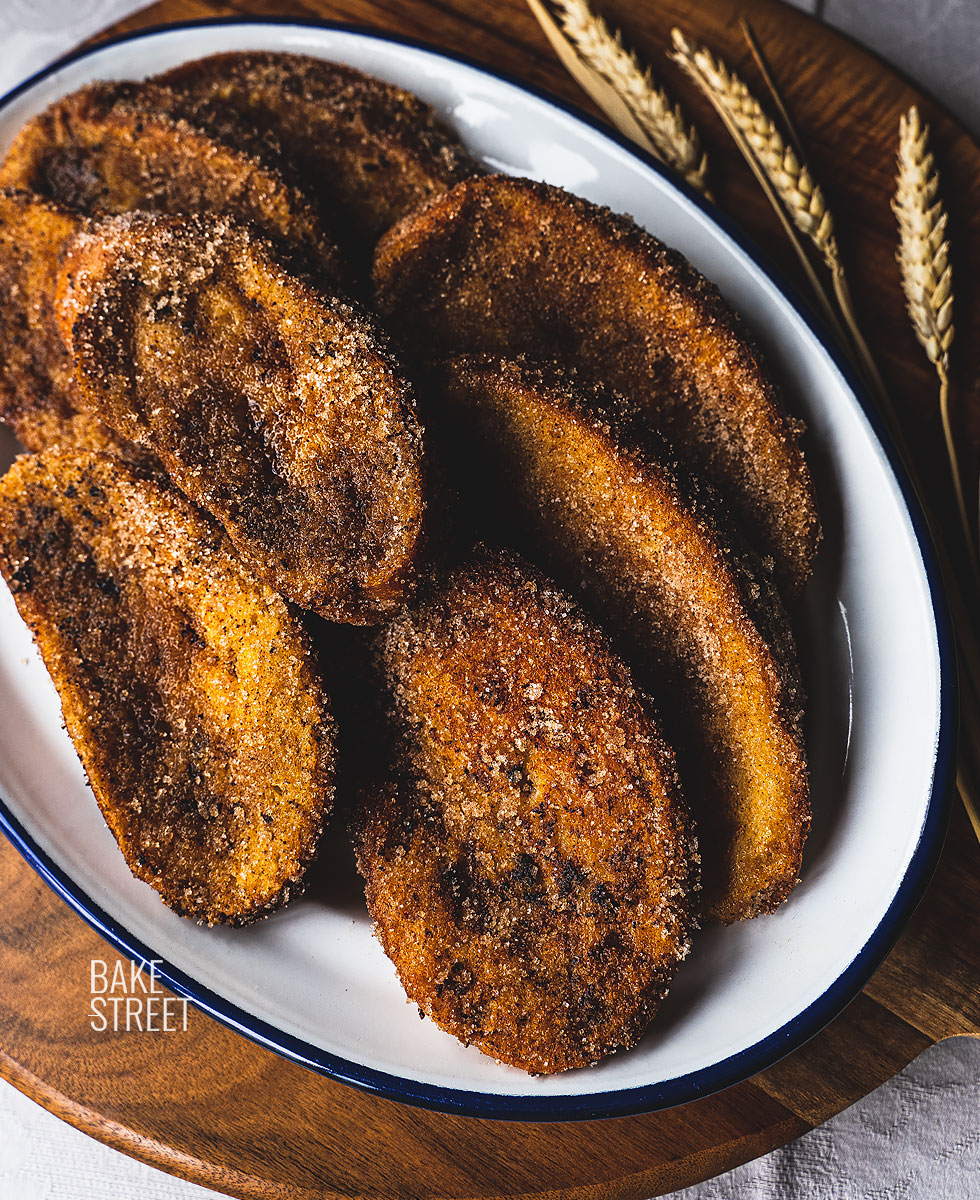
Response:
[670, 28, 890, 425]
[893, 107, 974, 571]
[738, 18, 805, 160]
[894, 109, 980, 841]
[894, 106, 955, 373]
[670, 30, 833, 261]
[888, 107, 980, 836]
[552, 0, 710, 195]
[669, 27, 848, 355]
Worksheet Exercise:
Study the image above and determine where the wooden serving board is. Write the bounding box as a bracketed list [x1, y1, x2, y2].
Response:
[2, 0, 979, 1197]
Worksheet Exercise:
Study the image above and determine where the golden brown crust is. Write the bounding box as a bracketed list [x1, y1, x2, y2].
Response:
[354, 550, 698, 1072]
[0, 81, 351, 290]
[373, 174, 821, 598]
[432, 357, 809, 922]
[0, 188, 156, 464]
[0, 188, 78, 442]
[0, 450, 335, 924]
[154, 51, 482, 254]
[57, 212, 425, 623]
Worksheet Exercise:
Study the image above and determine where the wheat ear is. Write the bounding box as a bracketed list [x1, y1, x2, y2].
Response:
[670, 29, 888, 410]
[893, 106, 974, 566]
[551, 0, 710, 196]
[894, 107, 955, 371]
[670, 32, 831, 252]
[669, 30, 845, 337]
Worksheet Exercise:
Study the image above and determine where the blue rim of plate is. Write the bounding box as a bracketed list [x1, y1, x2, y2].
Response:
[0, 17, 957, 1123]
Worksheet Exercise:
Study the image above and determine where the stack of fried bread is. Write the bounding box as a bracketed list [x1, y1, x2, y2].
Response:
[0, 51, 819, 1073]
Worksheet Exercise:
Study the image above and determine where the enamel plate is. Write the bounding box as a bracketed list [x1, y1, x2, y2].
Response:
[0, 20, 954, 1120]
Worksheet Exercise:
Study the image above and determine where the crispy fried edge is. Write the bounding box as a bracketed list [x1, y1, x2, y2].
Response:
[0, 448, 336, 924]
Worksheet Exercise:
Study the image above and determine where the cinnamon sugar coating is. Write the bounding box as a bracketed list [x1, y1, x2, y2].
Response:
[433, 357, 809, 921]
[355, 551, 698, 1073]
[0, 81, 351, 289]
[58, 212, 425, 623]
[154, 51, 482, 258]
[373, 174, 821, 597]
[0, 188, 154, 464]
[0, 451, 334, 924]
[0, 50, 826, 1050]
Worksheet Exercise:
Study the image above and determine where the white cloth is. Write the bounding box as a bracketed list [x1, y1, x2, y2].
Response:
[0, 2, 977, 1197]
[671, 1038, 980, 1198]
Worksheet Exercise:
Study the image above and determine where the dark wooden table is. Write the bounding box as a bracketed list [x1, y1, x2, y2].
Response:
[1, 0, 979, 1197]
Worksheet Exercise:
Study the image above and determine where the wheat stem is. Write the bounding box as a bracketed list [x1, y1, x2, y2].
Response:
[828, 264, 899, 423]
[733, 19, 894, 405]
[937, 366, 976, 574]
[954, 662, 980, 841]
[742, 18, 894, 409]
[549, 0, 711, 196]
[933, 534, 980, 849]
[955, 687, 980, 842]
[956, 759, 980, 844]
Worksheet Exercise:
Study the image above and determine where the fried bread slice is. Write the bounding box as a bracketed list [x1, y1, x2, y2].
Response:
[57, 212, 425, 622]
[373, 174, 820, 597]
[0, 450, 334, 924]
[155, 51, 481, 254]
[0, 81, 350, 288]
[432, 357, 809, 921]
[355, 550, 697, 1073]
[0, 188, 150, 461]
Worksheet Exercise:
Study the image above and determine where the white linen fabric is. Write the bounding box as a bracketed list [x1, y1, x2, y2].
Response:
[670, 1038, 980, 1198]
[0, 2, 977, 1198]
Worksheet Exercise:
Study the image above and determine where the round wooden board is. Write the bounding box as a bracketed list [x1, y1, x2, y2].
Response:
[2, 0, 980, 1197]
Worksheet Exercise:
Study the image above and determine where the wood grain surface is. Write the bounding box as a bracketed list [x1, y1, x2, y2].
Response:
[1, 0, 979, 1197]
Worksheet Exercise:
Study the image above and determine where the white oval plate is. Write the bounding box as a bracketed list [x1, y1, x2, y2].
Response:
[0, 19, 954, 1120]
